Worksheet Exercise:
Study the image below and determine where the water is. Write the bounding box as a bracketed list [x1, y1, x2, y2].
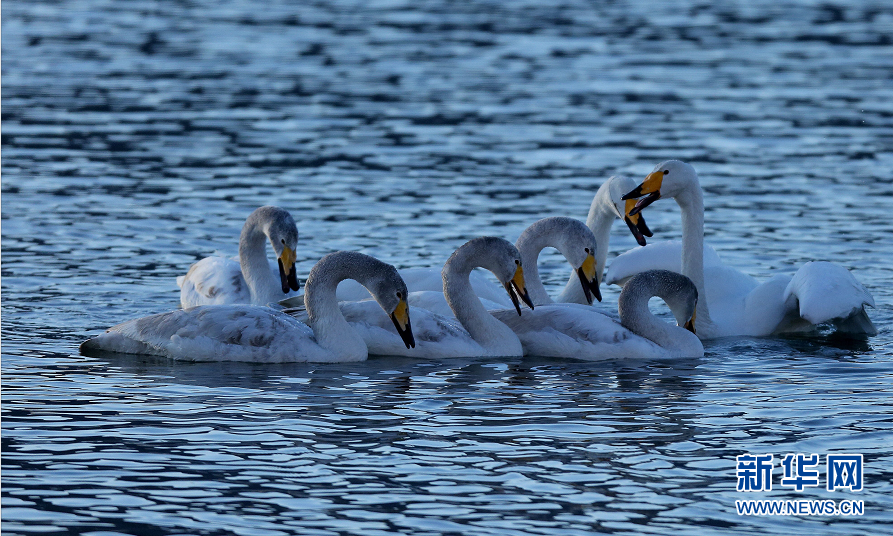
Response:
[3, 0, 893, 534]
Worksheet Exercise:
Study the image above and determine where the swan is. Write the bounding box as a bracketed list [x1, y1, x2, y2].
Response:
[177, 206, 301, 307]
[556, 175, 654, 304]
[286, 237, 535, 358]
[81, 252, 415, 362]
[493, 270, 703, 359]
[613, 160, 876, 338]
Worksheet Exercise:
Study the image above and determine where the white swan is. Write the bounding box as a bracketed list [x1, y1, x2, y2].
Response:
[612, 160, 876, 338]
[177, 206, 301, 307]
[557, 175, 654, 304]
[287, 237, 534, 358]
[493, 270, 703, 360]
[81, 252, 415, 362]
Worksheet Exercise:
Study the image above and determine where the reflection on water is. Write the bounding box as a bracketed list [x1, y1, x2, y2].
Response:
[3, 0, 893, 533]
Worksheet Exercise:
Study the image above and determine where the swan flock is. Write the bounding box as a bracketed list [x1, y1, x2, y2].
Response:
[82, 161, 875, 362]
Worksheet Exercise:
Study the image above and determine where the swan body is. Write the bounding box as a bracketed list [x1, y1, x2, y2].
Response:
[81, 252, 415, 362]
[177, 206, 301, 307]
[557, 176, 653, 304]
[287, 237, 534, 358]
[616, 160, 876, 338]
[493, 270, 703, 360]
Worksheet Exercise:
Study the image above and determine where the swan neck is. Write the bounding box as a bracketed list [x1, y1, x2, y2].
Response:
[676, 187, 712, 324]
[587, 207, 614, 286]
[303, 255, 369, 357]
[516, 228, 552, 306]
[443, 248, 522, 355]
[239, 215, 280, 304]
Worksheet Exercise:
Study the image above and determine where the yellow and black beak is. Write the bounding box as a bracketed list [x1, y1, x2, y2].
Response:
[576, 253, 601, 304]
[682, 305, 697, 335]
[389, 299, 415, 349]
[277, 246, 300, 293]
[623, 198, 653, 247]
[504, 264, 534, 315]
[622, 170, 665, 216]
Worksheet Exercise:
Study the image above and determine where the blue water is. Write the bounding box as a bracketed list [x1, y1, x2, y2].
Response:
[3, 0, 893, 534]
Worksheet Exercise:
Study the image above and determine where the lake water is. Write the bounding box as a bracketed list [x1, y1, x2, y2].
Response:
[3, 0, 893, 534]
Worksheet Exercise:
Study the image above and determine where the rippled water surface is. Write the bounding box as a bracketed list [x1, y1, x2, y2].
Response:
[3, 0, 893, 534]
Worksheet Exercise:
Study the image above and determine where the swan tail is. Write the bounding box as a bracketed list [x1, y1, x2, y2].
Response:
[831, 308, 878, 337]
[783, 261, 876, 335]
[80, 328, 159, 356]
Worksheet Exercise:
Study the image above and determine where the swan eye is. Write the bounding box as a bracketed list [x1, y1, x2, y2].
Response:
[663, 169, 669, 174]
[515, 259, 521, 266]
[396, 291, 403, 299]
[281, 239, 285, 244]
[584, 247, 590, 254]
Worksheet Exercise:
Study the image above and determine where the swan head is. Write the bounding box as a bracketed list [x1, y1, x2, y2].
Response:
[657, 270, 699, 334]
[451, 237, 535, 315]
[531, 217, 602, 304]
[366, 263, 416, 349]
[602, 176, 654, 247]
[260, 206, 301, 294]
[622, 160, 698, 216]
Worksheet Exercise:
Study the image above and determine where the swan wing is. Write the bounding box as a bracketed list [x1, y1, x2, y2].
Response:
[605, 241, 723, 286]
[491, 305, 669, 360]
[782, 261, 877, 335]
[178, 256, 250, 307]
[81, 305, 320, 362]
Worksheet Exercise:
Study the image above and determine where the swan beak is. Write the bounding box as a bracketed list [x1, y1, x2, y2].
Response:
[622, 170, 664, 216]
[389, 299, 415, 349]
[576, 254, 601, 304]
[623, 199, 653, 247]
[504, 265, 534, 315]
[683, 306, 697, 334]
[277, 246, 300, 293]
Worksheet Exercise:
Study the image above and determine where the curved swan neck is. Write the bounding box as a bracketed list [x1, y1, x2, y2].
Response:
[516, 221, 562, 306]
[303, 252, 373, 357]
[618, 272, 701, 354]
[239, 208, 281, 304]
[443, 242, 522, 355]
